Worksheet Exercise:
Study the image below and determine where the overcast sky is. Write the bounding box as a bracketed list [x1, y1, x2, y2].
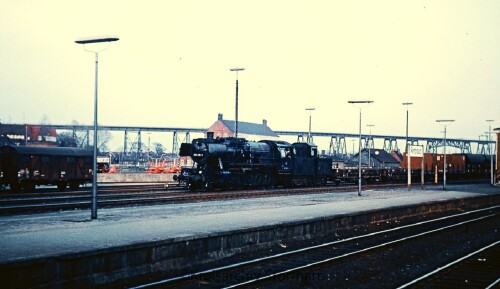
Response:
[1, 1, 499, 150]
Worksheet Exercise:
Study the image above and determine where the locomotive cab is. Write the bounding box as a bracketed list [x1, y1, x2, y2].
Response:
[291, 142, 317, 177]
[260, 140, 292, 174]
[289, 142, 333, 186]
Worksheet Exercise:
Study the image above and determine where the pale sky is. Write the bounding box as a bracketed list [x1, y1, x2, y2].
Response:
[1, 1, 499, 151]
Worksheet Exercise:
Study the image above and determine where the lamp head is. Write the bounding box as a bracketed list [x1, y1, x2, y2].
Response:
[75, 36, 119, 44]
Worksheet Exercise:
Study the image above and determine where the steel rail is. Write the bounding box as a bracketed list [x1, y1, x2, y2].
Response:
[0, 181, 490, 215]
[129, 205, 499, 289]
[397, 240, 500, 289]
[0, 183, 408, 215]
[222, 212, 498, 289]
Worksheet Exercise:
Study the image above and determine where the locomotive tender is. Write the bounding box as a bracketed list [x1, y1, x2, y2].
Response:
[0, 145, 92, 191]
[176, 137, 333, 190]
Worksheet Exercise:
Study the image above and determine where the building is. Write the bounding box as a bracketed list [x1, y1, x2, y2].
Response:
[206, 113, 279, 141]
[348, 148, 401, 169]
[0, 124, 58, 147]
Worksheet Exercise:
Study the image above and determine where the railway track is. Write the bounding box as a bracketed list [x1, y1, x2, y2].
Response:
[0, 182, 399, 215]
[0, 180, 492, 215]
[399, 241, 500, 289]
[129, 205, 500, 289]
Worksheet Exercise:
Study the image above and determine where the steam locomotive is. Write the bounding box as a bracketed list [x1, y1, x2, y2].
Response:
[176, 137, 333, 190]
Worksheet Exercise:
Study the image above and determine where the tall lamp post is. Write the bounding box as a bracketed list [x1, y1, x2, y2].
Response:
[402, 102, 413, 152]
[229, 67, 245, 138]
[403, 102, 413, 190]
[75, 36, 119, 220]
[486, 120, 494, 186]
[348, 100, 374, 196]
[306, 108, 315, 143]
[436, 119, 454, 190]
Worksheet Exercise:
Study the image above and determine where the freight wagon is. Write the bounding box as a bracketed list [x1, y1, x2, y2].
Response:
[0, 145, 93, 191]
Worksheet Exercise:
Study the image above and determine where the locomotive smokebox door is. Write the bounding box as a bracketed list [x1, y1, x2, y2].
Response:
[179, 143, 192, 157]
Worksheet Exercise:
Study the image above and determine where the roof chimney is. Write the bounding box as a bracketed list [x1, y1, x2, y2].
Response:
[218, 113, 223, 120]
[262, 119, 267, 126]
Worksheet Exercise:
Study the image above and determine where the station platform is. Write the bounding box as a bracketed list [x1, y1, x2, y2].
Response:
[1, 184, 499, 288]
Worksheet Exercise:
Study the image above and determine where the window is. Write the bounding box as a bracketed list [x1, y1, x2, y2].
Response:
[279, 149, 285, 158]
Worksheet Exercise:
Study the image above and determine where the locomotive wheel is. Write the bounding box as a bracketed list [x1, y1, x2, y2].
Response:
[9, 183, 21, 192]
[255, 174, 263, 187]
[57, 182, 67, 191]
[263, 174, 272, 188]
[23, 182, 36, 192]
[188, 183, 197, 192]
[69, 182, 80, 191]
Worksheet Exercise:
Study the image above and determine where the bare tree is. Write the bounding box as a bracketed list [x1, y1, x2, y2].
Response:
[154, 142, 166, 156]
[97, 130, 112, 153]
[57, 132, 78, 147]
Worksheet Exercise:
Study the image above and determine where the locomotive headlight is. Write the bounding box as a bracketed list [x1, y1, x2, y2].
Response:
[198, 170, 203, 174]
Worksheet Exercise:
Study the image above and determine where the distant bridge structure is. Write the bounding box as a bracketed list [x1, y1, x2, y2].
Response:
[43, 124, 205, 158]
[17, 124, 495, 160]
[274, 130, 494, 156]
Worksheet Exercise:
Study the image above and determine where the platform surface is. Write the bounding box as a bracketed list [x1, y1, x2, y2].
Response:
[1, 184, 499, 264]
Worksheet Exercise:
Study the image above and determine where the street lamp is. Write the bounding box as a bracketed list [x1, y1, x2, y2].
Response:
[75, 35, 119, 220]
[486, 120, 494, 186]
[230, 67, 245, 138]
[403, 102, 413, 191]
[436, 119, 455, 190]
[402, 102, 413, 152]
[306, 108, 315, 143]
[366, 124, 374, 167]
[348, 100, 374, 196]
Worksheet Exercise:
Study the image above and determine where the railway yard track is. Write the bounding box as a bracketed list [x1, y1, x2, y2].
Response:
[0, 181, 492, 215]
[130, 205, 500, 289]
[0, 182, 410, 215]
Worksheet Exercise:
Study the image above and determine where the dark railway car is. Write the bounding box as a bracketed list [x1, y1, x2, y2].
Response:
[401, 152, 492, 182]
[176, 137, 333, 190]
[447, 154, 492, 179]
[0, 145, 92, 191]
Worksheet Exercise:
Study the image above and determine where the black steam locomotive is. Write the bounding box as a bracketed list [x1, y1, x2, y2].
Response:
[176, 137, 333, 190]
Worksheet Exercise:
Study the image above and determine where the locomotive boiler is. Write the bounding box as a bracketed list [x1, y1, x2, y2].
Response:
[176, 137, 333, 190]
